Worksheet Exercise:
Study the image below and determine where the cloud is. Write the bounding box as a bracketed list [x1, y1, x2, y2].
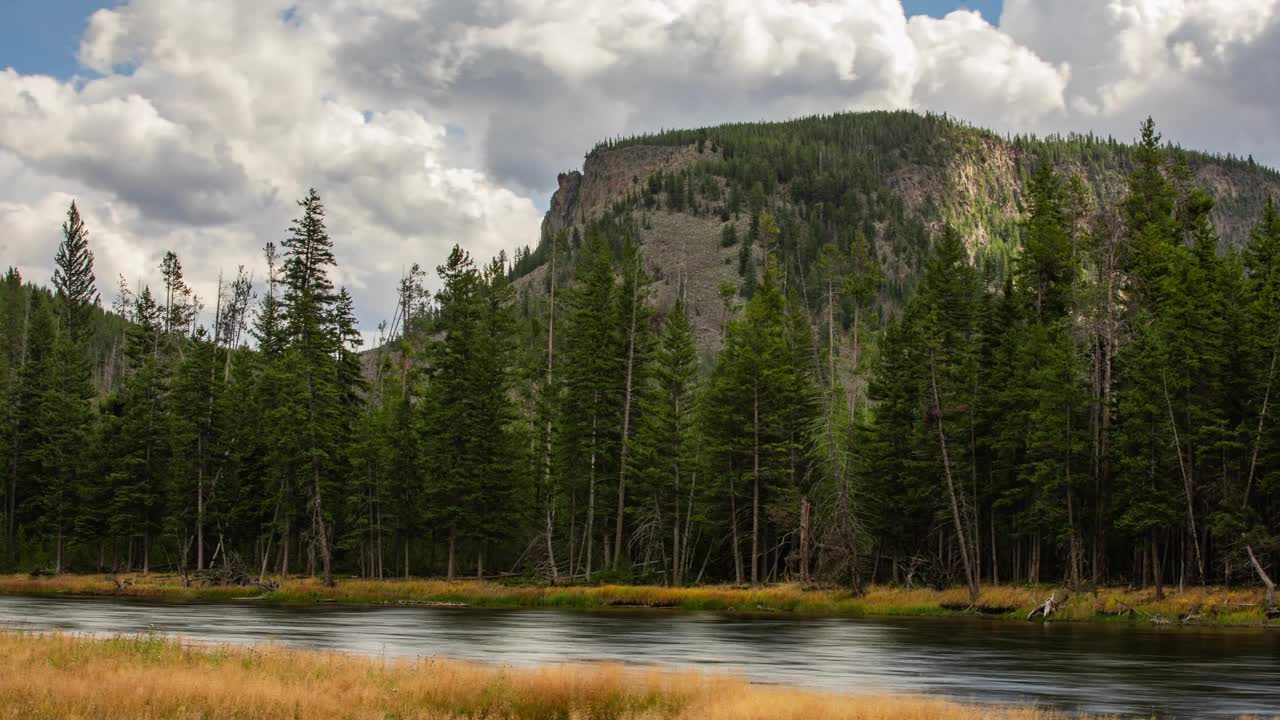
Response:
[1, 0, 1277, 330]
[0, 0, 542, 328]
[907, 10, 1069, 125]
[999, 0, 1280, 158]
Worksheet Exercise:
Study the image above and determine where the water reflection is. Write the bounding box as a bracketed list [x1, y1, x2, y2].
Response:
[2, 595, 1276, 718]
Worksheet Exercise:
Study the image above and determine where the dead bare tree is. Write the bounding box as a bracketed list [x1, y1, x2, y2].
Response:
[930, 352, 978, 605]
[1161, 371, 1205, 584]
[543, 232, 560, 585]
[1239, 329, 1279, 613]
[1244, 545, 1278, 618]
[614, 254, 646, 569]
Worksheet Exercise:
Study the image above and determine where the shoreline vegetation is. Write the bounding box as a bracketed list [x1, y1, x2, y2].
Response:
[0, 631, 1097, 720]
[6, 117, 1280, 629]
[3, 574, 1276, 627]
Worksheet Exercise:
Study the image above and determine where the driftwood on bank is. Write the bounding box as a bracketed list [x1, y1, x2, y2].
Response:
[1026, 591, 1060, 620]
[107, 575, 134, 594]
[183, 554, 280, 593]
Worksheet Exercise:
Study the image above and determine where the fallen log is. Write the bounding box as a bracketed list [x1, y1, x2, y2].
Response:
[107, 575, 134, 594]
[1027, 592, 1058, 621]
[1244, 545, 1278, 620]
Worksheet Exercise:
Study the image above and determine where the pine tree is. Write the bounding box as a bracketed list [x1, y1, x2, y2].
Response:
[860, 304, 932, 585]
[0, 269, 26, 550]
[472, 255, 524, 575]
[557, 233, 619, 580]
[9, 293, 55, 560]
[159, 251, 198, 339]
[278, 189, 343, 586]
[108, 287, 167, 573]
[423, 245, 478, 579]
[631, 299, 699, 584]
[706, 259, 812, 586]
[37, 202, 101, 573]
[53, 202, 99, 346]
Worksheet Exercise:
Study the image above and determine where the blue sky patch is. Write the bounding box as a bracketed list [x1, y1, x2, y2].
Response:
[903, 0, 1002, 25]
[2, 2, 1004, 80]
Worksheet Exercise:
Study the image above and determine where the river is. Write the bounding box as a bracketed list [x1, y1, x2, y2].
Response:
[2, 595, 1276, 718]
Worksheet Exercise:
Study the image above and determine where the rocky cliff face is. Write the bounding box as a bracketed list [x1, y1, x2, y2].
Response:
[530, 143, 738, 352]
[541, 144, 714, 239]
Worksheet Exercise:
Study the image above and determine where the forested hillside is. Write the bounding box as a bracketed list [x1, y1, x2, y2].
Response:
[1, 115, 1278, 610]
[512, 111, 1279, 354]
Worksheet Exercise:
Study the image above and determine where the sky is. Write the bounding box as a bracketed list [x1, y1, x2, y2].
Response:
[1, 0, 1278, 336]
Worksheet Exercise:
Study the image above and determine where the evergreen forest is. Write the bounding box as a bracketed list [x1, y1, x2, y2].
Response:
[3, 115, 1279, 603]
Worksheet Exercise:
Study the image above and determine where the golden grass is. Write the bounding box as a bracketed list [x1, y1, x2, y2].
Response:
[0, 631, 1096, 720]
[1, 573, 1274, 626]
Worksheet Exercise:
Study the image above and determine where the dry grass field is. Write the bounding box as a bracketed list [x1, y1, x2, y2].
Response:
[0, 631, 1110, 720]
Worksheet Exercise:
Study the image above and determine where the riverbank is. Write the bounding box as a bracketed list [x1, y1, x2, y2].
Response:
[0, 631, 1098, 719]
[1, 573, 1274, 626]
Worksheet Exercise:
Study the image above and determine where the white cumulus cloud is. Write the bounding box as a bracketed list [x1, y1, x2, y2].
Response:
[0, 0, 1277, 329]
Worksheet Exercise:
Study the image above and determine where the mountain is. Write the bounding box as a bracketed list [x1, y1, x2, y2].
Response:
[510, 111, 1280, 352]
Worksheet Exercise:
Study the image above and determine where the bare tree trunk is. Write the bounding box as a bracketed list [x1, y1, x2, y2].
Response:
[1243, 332, 1279, 508]
[930, 353, 978, 604]
[568, 491, 576, 578]
[1066, 408, 1081, 590]
[1067, 470, 1081, 590]
[851, 303, 862, 415]
[447, 526, 456, 581]
[682, 474, 697, 582]
[197, 450, 205, 571]
[799, 496, 811, 583]
[311, 465, 333, 587]
[969, 392, 981, 585]
[586, 399, 598, 580]
[1245, 545, 1277, 616]
[543, 233, 559, 585]
[1089, 332, 1102, 585]
[821, 276, 857, 587]
[1162, 372, 1204, 584]
[1151, 531, 1164, 600]
[1095, 228, 1118, 586]
[279, 515, 290, 578]
[259, 497, 280, 583]
[672, 409, 683, 585]
[1240, 337, 1280, 616]
[302, 335, 334, 587]
[990, 513, 999, 585]
[376, 483, 384, 579]
[751, 384, 761, 587]
[545, 503, 557, 585]
[614, 260, 642, 569]
[729, 474, 743, 585]
[672, 510, 681, 586]
[827, 278, 836, 395]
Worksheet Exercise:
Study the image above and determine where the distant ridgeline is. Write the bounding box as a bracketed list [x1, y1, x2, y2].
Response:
[510, 111, 1279, 347]
[2, 115, 1280, 609]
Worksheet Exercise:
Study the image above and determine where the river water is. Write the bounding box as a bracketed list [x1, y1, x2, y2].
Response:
[2, 595, 1276, 718]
